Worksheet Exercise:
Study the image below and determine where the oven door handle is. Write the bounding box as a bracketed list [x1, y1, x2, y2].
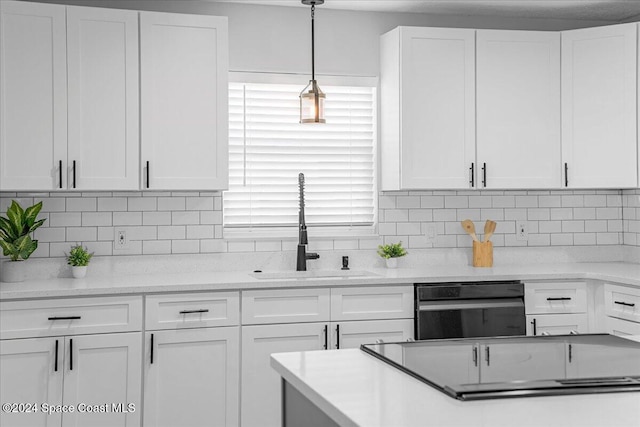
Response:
[418, 298, 524, 311]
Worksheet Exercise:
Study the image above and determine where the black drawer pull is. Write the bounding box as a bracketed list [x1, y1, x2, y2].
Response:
[547, 297, 571, 301]
[614, 301, 636, 307]
[48, 316, 81, 321]
[179, 309, 209, 314]
[69, 338, 73, 371]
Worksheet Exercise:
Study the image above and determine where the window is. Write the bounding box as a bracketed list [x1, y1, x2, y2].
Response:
[224, 76, 377, 236]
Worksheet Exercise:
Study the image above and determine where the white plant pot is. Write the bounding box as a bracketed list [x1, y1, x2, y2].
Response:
[385, 258, 398, 269]
[1, 260, 25, 283]
[71, 266, 87, 279]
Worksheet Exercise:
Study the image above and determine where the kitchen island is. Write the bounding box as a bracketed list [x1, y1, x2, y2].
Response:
[271, 336, 640, 427]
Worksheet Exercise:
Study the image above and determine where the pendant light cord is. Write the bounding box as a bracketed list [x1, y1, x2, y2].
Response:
[311, 4, 315, 81]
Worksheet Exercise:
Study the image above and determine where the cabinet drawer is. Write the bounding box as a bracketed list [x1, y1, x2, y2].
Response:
[524, 282, 587, 314]
[526, 313, 588, 336]
[242, 288, 330, 325]
[330, 286, 413, 321]
[145, 292, 240, 330]
[605, 316, 640, 336]
[604, 284, 640, 324]
[0, 296, 142, 339]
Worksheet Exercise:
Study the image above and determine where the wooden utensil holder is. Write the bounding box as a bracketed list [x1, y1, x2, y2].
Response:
[472, 241, 493, 267]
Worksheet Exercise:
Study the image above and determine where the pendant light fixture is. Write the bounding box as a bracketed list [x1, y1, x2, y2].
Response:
[300, 0, 325, 124]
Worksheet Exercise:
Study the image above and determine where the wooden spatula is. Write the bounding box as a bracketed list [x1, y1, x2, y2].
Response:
[484, 220, 496, 242]
[461, 219, 479, 242]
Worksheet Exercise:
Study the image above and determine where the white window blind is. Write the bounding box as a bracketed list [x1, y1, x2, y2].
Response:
[224, 82, 376, 229]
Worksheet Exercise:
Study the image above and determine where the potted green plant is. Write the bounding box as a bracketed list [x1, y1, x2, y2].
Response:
[66, 245, 93, 279]
[377, 241, 407, 269]
[0, 201, 46, 282]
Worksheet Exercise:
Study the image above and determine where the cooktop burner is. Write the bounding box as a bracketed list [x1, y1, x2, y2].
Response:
[361, 334, 640, 400]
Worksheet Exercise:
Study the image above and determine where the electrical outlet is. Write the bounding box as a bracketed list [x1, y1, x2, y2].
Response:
[114, 229, 129, 250]
[516, 222, 528, 241]
[425, 224, 437, 243]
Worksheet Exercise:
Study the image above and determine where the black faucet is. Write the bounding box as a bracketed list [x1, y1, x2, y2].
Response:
[297, 173, 319, 271]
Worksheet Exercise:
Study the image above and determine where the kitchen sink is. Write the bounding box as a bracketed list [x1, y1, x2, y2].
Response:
[250, 270, 379, 280]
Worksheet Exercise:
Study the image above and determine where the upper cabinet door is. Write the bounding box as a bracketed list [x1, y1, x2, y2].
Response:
[140, 12, 229, 190]
[0, 1, 67, 190]
[477, 30, 561, 189]
[66, 6, 140, 190]
[380, 27, 476, 190]
[562, 23, 638, 189]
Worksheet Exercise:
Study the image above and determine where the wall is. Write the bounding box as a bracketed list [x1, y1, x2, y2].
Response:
[623, 189, 640, 246]
[0, 189, 631, 261]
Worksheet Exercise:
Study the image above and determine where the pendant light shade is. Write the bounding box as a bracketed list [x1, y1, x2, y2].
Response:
[300, 0, 325, 124]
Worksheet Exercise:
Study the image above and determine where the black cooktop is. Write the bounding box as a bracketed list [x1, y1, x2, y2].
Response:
[361, 334, 640, 400]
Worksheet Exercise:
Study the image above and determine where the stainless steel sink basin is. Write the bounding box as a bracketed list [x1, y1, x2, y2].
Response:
[250, 270, 379, 280]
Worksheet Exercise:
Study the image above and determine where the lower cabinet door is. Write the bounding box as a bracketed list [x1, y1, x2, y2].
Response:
[62, 332, 141, 427]
[0, 337, 64, 427]
[144, 327, 239, 427]
[330, 319, 414, 349]
[241, 323, 326, 427]
[526, 314, 589, 336]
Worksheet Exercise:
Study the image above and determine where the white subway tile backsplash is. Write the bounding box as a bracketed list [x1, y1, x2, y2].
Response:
[1, 189, 636, 261]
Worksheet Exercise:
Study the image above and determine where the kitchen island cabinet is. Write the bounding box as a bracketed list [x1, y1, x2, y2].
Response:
[271, 342, 640, 427]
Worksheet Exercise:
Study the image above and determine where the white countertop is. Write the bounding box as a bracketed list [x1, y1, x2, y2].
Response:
[270, 336, 640, 427]
[0, 262, 638, 299]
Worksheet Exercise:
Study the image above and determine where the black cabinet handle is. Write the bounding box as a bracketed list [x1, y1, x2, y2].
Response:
[54, 340, 59, 372]
[547, 297, 571, 301]
[323, 325, 328, 350]
[568, 343, 573, 363]
[69, 338, 73, 371]
[146, 161, 150, 188]
[564, 162, 569, 187]
[469, 163, 475, 188]
[531, 318, 537, 336]
[614, 301, 636, 307]
[59, 160, 63, 189]
[481, 162, 487, 188]
[48, 316, 81, 321]
[72, 160, 76, 188]
[485, 345, 490, 366]
[150, 333, 154, 364]
[472, 346, 478, 367]
[179, 309, 209, 314]
[336, 324, 340, 349]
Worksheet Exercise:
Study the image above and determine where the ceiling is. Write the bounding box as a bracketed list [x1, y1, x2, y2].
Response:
[212, 0, 640, 22]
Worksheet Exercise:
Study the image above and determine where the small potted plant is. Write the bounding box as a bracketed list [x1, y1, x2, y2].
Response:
[66, 245, 93, 279]
[377, 241, 407, 269]
[0, 201, 46, 282]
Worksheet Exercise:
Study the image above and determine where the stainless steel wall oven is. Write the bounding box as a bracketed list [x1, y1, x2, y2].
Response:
[415, 281, 526, 340]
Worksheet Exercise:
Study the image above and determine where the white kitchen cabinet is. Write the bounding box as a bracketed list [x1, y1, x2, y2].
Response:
[0, 1, 67, 190]
[380, 26, 476, 190]
[329, 319, 413, 349]
[140, 11, 228, 190]
[330, 285, 413, 321]
[0, 337, 63, 427]
[0, 296, 143, 427]
[605, 316, 640, 336]
[241, 323, 327, 427]
[562, 23, 638, 188]
[477, 30, 561, 189]
[403, 342, 478, 385]
[525, 281, 589, 336]
[66, 6, 139, 190]
[144, 327, 240, 427]
[62, 333, 141, 427]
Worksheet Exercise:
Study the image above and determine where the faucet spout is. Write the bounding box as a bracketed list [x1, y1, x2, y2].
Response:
[297, 173, 318, 271]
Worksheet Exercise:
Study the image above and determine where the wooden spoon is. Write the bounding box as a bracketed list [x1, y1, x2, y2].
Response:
[484, 220, 497, 242]
[461, 219, 479, 242]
